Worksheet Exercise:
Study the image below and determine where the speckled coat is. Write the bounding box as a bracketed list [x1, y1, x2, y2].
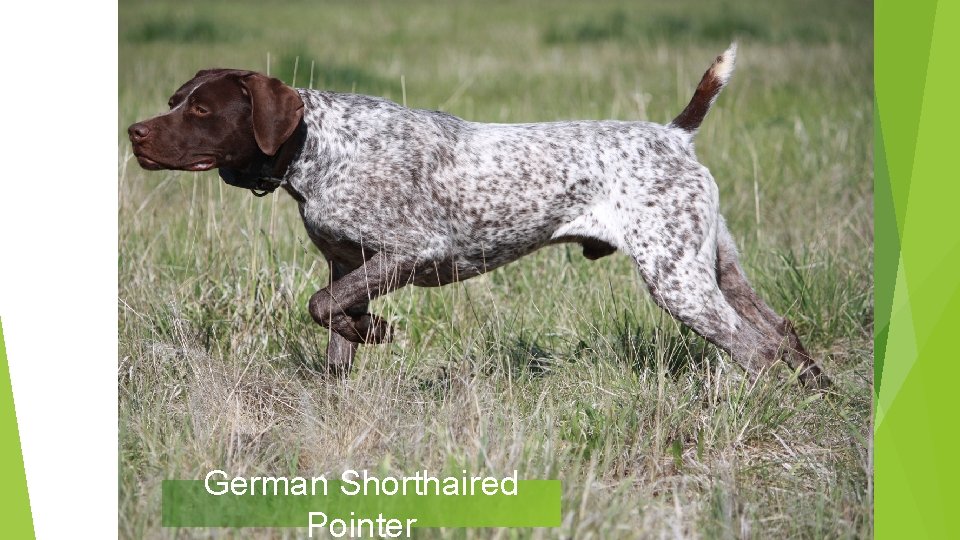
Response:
[284, 45, 827, 386]
[288, 90, 704, 281]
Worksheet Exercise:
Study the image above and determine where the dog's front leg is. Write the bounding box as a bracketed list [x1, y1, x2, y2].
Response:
[309, 252, 416, 357]
[323, 260, 363, 375]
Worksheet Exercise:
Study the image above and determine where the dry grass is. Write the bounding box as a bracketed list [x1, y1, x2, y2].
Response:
[119, 0, 872, 537]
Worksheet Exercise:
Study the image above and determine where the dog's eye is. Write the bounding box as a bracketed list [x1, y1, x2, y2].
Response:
[192, 104, 210, 116]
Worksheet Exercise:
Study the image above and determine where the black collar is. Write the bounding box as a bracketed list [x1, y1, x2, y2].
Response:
[217, 120, 308, 197]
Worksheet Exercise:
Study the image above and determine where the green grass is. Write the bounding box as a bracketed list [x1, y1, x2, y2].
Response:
[126, 15, 233, 44]
[119, 0, 873, 538]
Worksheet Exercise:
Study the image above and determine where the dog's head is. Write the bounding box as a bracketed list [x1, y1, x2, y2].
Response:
[127, 69, 304, 172]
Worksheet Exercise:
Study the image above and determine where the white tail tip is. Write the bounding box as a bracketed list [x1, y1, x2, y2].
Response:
[713, 42, 738, 84]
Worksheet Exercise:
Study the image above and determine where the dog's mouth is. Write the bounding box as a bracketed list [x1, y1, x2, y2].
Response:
[134, 153, 216, 172]
[135, 154, 163, 170]
[185, 158, 216, 171]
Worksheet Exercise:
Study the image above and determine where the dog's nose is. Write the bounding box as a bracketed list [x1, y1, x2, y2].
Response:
[128, 122, 151, 143]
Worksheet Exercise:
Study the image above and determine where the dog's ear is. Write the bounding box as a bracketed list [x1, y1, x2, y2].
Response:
[239, 73, 304, 156]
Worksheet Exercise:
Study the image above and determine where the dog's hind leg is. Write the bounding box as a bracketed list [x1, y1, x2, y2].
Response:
[621, 174, 799, 383]
[630, 236, 772, 383]
[714, 218, 830, 388]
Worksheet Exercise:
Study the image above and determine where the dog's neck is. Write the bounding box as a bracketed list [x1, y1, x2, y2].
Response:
[218, 119, 308, 199]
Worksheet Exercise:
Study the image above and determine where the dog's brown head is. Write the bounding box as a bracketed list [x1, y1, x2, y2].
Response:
[127, 69, 304, 173]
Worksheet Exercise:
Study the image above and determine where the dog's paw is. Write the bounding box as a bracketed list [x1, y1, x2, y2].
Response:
[799, 366, 832, 391]
[359, 313, 393, 344]
[331, 313, 393, 344]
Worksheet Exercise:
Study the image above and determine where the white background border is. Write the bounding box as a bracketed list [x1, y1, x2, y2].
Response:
[0, 2, 118, 537]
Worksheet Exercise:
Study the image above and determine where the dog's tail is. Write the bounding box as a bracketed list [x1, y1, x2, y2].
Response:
[669, 43, 737, 135]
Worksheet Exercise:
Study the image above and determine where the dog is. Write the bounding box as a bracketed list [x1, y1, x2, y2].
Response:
[128, 44, 830, 388]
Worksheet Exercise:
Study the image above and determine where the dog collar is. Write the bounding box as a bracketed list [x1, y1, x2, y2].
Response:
[218, 120, 307, 197]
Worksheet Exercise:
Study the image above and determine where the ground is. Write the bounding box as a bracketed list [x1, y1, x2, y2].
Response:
[118, 1, 873, 537]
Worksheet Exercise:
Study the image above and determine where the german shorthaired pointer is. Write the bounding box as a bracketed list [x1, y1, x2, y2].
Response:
[128, 44, 830, 387]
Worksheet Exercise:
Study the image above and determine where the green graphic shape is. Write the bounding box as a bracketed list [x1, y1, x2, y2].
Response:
[0, 319, 36, 538]
[163, 479, 561, 528]
[875, 0, 960, 538]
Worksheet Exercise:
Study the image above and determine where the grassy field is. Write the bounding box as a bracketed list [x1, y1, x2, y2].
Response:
[118, 0, 873, 538]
